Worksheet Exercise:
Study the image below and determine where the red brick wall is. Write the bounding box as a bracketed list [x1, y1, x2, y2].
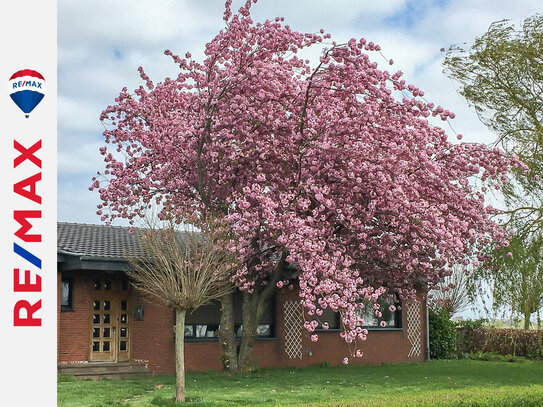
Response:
[130, 290, 177, 373]
[58, 271, 427, 373]
[58, 271, 94, 363]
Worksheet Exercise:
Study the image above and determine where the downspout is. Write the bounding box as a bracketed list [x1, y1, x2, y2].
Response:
[425, 295, 430, 361]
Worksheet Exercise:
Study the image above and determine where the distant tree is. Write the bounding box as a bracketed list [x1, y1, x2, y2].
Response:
[429, 265, 470, 317]
[127, 221, 236, 402]
[93, 0, 523, 368]
[469, 229, 543, 330]
[443, 14, 543, 233]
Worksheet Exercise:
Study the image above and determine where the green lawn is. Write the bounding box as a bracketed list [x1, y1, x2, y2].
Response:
[57, 359, 543, 407]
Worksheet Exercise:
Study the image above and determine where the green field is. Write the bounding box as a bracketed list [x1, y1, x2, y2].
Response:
[57, 359, 543, 406]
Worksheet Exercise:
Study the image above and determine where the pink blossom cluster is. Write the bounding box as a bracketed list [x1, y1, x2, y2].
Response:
[91, 0, 524, 360]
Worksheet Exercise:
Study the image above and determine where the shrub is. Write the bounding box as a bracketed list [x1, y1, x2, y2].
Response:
[458, 328, 543, 358]
[429, 307, 457, 359]
[455, 318, 487, 354]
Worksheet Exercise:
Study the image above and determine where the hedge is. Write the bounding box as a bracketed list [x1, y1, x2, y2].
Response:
[457, 327, 543, 358]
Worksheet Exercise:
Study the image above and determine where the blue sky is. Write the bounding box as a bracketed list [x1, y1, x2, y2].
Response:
[58, 0, 542, 226]
[383, 0, 451, 29]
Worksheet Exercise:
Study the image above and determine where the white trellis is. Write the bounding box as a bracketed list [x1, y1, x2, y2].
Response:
[406, 301, 423, 358]
[283, 300, 303, 359]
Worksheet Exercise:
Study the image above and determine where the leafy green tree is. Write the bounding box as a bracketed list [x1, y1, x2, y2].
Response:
[443, 14, 543, 233]
[470, 230, 543, 330]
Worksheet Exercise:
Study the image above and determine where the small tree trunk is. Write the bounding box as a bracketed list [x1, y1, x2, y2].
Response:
[537, 310, 542, 358]
[175, 308, 187, 402]
[219, 293, 239, 372]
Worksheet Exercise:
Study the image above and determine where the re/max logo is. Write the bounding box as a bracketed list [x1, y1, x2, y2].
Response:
[12, 139, 43, 327]
[12, 80, 43, 89]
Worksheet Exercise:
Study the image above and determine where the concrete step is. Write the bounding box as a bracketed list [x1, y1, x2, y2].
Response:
[58, 361, 152, 379]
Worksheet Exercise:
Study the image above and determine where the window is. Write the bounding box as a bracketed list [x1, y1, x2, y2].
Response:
[61, 279, 73, 311]
[183, 292, 275, 340]
[315, 297, 402, 330]
[356, 297, 402, 329]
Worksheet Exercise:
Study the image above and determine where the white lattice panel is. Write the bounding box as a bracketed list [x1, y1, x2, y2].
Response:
[406, 301, 422, 358]
[283, 300, 303, 359]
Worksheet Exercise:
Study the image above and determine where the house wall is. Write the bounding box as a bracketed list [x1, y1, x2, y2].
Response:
[58, 270, 427, 373]
[58, 271, 94, 363]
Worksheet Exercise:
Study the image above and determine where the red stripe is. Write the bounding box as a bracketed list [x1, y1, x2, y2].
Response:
[9, 69, 45, 81]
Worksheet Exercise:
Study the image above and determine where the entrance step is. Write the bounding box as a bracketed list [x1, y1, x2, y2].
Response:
[58, 361, 151, 379]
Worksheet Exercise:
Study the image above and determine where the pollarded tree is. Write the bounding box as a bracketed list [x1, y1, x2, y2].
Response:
[127, 220, 237, 401]
[92, 0, 523, 368]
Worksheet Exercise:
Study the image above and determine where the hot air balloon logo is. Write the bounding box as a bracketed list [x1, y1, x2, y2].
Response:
[7, 69, 46, 118]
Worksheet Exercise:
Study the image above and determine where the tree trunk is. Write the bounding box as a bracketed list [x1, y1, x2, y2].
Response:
[219, 292, 239, 372]
[175, 308, 187, 402]
[237, 252, 287, 371]
[524, 310, 531, 330]
[238, 290, 259, 370]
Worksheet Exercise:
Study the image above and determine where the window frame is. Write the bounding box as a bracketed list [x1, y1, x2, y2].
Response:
[60, 278, 73, 312]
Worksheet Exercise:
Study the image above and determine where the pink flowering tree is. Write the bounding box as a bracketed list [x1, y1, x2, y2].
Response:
[92, 0, 523, 369]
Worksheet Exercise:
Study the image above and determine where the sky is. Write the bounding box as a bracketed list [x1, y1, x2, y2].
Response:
[58, 0, 543, 225]
[58, 0, 542, 319]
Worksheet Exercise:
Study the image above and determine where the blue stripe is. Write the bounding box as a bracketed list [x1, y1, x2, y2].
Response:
[13, 243, 42, 269]
[10, 90, 44, 114]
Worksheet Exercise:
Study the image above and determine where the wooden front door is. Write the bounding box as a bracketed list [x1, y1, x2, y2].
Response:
[89, 278, 131, 362]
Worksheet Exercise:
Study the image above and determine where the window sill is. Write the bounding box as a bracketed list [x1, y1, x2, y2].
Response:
[185, 336, 278, 343]
[314, 327, 403, 332]
[366, 327, 403, 331]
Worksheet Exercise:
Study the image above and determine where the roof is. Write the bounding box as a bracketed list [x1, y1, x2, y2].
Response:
[57, 222, 146, 260]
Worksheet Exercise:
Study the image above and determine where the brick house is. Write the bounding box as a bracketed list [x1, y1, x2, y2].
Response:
[57, 222, 429, 377]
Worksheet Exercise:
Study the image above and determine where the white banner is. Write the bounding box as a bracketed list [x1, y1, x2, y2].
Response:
[0, 1, 57, 406]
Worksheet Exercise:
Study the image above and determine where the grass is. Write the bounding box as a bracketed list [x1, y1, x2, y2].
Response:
[57, 359, 543, 407]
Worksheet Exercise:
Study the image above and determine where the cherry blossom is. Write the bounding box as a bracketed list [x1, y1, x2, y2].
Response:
[92, 0, 523, 357]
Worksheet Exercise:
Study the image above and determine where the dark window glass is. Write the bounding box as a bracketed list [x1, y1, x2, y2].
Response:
[318, 307, 340, 329]
[93, 314, 100, 324]
[92, 328, 100, 338]
[120, 327, 127, 338]
[102, 342, 110, 352]
[103, 301, 110, 311]
[121, 279, 128, 291]
[92, 341, 100, 352]
[120, 341, 127, 351]
[61, 279, 73, 311]
[93, 300, 100, 310]
[103, 328, 110, 338]
[93, 280, 101, 290]
[184, 325, 194, 337]
[104, 280, 111, 290]
[120, 314, 127, 324]
[120, 300, 127, 311]
[103, 314, 110, 324]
